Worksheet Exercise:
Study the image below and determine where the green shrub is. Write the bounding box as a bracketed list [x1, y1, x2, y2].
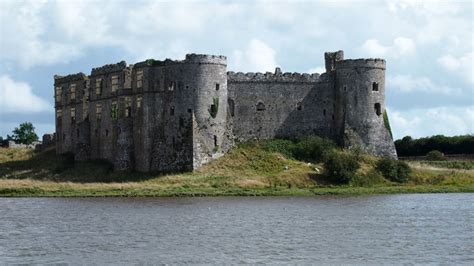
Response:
[293, 136, 336, 163]
[262, 139, 296, 159]
[350, 169, 387, 187]
[426, 150, 445, 161]
[376, 157, 411, 183]
[324, 152, 360, 184]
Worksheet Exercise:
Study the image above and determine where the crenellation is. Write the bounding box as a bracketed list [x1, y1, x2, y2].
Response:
[91, 61, 127, 76]
[227, 69, 321, 83]
[54, 50, 397, 173]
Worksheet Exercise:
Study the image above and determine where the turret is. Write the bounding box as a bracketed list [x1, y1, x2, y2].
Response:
[335, 59, 397, 158]
[181, 54, 231, 168]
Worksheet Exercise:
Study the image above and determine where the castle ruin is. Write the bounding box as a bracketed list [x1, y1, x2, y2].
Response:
[54, 50, 397, 172]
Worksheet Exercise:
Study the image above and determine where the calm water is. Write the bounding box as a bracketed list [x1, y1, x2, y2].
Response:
[0, 194, 473, 264]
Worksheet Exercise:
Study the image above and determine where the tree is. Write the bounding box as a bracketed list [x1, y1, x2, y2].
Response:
[11, 122, 39, 145]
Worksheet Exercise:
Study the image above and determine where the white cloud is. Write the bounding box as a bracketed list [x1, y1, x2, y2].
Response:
[0, 0, 82, 69]
[361, 37, 415, 58]
[437, 52, 473, 84]
[0, 75, 51, 113]
[388, 75, 461, 95]
[389, 106, 474, 139]
[230, 39, 277, 72]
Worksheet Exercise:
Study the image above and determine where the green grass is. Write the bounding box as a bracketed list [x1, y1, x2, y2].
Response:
[0, 141, 473, 197]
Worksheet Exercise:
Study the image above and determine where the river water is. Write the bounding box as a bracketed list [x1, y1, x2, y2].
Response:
[0, 194, 472, 264]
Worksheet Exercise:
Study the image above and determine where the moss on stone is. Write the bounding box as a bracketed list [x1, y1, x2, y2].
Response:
[383, 110, 393, 139]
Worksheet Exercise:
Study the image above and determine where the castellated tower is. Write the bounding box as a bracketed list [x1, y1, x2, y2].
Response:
[184, 54, 231, 169]
[335, 58, 397, 157]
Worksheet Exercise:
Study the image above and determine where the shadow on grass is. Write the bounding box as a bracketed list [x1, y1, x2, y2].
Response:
[0, 148, 160, 183]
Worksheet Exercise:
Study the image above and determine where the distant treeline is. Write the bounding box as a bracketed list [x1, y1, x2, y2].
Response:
[395, 135, 474, 156]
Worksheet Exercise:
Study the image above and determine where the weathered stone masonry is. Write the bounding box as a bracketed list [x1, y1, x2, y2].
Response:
[54, 50, 397, 172]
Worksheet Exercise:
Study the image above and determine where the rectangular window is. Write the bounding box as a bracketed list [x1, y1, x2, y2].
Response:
[96, 103, 102, 121]
[56, 109, 62, 119]
[124, 97, 132, 117]
[137, 95, 142, 109]
[111, 100, 118, 120]
[111, 75, 119, 92]
[95, 78, 102, 95]
[70, 107, 76, 124]
[55, 87, 62, 102]
[70, 84, 76, 100]
[136, 70, 143, 88]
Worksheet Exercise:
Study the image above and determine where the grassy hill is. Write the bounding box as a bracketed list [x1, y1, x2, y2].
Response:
[0, 140, 473, 197]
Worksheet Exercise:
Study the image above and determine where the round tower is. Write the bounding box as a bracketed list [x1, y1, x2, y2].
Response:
[183, 54, 231, 168]
[335, 59, 397, 158]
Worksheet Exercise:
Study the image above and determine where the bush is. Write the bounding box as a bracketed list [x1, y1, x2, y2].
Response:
[261, 136, 336, 163]
[426, 150, 445, 161]
[324, 152, 360, 184]
[293, 136, 336, 163]
[376, 157, 411, 183]
[262, 139, 296, 159]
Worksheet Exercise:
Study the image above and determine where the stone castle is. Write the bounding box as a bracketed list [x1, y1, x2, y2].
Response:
[54, 50, 397, 172]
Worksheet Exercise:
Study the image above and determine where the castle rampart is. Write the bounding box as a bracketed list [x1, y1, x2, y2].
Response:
[54, 50, 397, 172]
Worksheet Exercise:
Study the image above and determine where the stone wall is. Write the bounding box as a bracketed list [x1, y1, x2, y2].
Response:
[53, 50, 397, 173]
[227, 70, 337, 142]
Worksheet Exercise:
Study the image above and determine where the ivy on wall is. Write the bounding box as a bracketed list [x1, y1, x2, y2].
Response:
[209, 97, 219, 118]
[383, 110, 393, 139]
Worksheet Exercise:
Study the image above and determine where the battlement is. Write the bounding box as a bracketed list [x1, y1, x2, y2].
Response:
[54, 73, 88, 83]
[91, 61, 127, 76]
[184, 54, 227, 65]
[336, 59, 385, 70]
[227, 68, 323, 83]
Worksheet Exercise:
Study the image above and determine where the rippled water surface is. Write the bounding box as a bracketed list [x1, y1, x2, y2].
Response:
[0, 194, 473, 264]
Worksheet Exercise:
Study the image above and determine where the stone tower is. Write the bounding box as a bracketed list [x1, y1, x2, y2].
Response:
[335, 58, 397, 157]
[184, 54, 232, 168]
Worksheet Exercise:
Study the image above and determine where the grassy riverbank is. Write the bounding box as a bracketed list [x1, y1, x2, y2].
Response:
[0, 143, 473, 197]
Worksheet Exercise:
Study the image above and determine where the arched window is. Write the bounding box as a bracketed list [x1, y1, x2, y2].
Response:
[256, 101, 266, 111]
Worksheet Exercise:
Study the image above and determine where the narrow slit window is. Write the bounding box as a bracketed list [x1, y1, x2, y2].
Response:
[70, 107, 76, 124]
[323, 109, 326, 116]
[216, 83, 220, 91]
[170, 106, 175, 116]
[374, 103, 382, 116]
[214, 135, 218, 148]
[372, 82, 379, 91]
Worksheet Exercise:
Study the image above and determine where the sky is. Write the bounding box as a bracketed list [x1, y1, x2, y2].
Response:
[0, 0, 472, 140]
